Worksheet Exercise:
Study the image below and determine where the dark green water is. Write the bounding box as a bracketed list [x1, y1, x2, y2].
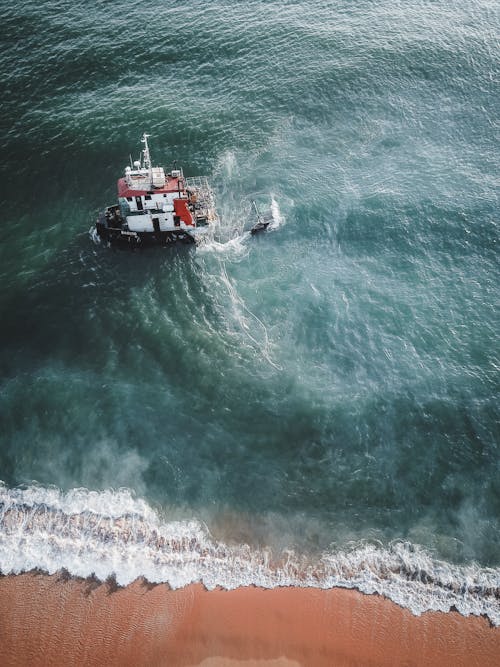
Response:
[0, 0, 499, 619]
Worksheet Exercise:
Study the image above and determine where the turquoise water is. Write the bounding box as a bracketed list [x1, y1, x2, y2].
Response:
[0, 0, 499, 619]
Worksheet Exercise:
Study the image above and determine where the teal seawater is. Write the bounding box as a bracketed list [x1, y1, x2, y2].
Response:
[0, 0, 498, 573]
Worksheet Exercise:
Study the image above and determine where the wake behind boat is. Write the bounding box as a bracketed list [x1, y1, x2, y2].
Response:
[93, 134, 218, 247]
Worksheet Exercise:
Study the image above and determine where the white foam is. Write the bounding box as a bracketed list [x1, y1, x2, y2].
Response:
[269, 196, 285, 230]
[1, 484, 498, 625]
[213, 150, 238, 181]
[88, 226, 101, 245]
[217, 261, 282, 370]
[197, 232, 250, 258]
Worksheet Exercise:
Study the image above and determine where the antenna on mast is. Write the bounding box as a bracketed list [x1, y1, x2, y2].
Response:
[141, 133, 152, 170]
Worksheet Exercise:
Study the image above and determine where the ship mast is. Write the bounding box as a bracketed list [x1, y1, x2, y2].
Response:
[141, 133, 152, 171]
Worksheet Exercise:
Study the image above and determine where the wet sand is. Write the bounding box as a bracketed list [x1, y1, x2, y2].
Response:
[0, 573, 498, 666]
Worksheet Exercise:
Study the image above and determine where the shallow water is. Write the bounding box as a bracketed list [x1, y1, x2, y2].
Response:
[0, 0, 499, 622]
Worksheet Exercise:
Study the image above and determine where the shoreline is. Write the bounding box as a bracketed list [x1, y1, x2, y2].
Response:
[0, 572, 499, 666]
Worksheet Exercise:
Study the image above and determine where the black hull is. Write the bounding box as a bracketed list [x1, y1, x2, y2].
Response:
[250, 221, 270, 234]
[95, 208, 196, 248]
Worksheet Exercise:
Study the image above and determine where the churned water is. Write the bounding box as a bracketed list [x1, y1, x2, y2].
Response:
[0, 1, 498, 622]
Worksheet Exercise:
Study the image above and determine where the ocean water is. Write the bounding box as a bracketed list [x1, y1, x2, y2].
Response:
[0, 0, 499, 623]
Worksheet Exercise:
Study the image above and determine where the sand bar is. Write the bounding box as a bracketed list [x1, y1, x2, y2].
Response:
[0, 572, 498, 666]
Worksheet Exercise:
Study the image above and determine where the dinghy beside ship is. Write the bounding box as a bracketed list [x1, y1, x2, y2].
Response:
[94, 134, 218, 247]
[250, 199, 273, 234]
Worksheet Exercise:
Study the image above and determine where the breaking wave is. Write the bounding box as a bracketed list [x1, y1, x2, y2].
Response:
[1, 484, 499, 625]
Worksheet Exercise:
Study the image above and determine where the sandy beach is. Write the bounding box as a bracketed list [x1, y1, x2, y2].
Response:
[0, 572, 498, 666]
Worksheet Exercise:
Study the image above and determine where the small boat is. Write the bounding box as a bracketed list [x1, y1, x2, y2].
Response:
[93, 134, 218, 247]
[250, 199, 273, 234]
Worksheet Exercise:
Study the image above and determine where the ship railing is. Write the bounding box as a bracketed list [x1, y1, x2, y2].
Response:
[185, 176, 218, 223]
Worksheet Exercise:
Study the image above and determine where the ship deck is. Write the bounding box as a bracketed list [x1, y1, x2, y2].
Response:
[117, 176, 184, 198]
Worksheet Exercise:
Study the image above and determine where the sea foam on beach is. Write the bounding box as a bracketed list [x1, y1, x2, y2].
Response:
[1, 484, 498, 625]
